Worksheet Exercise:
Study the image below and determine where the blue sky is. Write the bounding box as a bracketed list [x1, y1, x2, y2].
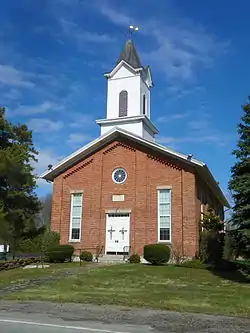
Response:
[1, 0, 249, 201]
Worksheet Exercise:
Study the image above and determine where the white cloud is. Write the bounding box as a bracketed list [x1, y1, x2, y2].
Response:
[156, 112, 190, 123]
[3, 88, 22, 101]
[158, 110, 230, 147]
[158, 135, 228, 146]
[12, 101, 64, 116]
[96, 3, 229, 81]
[0, 64, 34, 88]
[34, 148, 63, 188]
[67, 133, 92, 146]
[59, 19, 115, 45]
[28, 118, 64, 133]
[35, 148, 62, 175]
[69, 113, 93, 128]
[98, 5, 131, 26]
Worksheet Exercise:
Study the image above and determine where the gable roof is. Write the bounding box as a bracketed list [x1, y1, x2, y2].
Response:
[104, 60, 142, 79]
[116, 39, 142, 69]
[40, 127, 229, 207]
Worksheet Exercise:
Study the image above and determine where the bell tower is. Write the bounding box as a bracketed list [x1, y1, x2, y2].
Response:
[96, 29, 158, 141]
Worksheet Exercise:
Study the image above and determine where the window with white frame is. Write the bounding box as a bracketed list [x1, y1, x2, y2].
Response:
[158, 189, 171, 241]
[70, 193, 83, 241]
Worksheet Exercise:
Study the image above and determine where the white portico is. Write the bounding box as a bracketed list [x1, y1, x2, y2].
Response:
[96, 39, 159, 142]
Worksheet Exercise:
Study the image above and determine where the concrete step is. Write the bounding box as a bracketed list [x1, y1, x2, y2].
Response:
[97, 255, 127, 264]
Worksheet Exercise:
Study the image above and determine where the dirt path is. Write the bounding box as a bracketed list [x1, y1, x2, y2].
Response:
[0, 263, 107, 295]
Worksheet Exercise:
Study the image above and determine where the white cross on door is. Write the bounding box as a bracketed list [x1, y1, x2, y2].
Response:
[119, 227, 127, 240]
[108, 226, 115, 240]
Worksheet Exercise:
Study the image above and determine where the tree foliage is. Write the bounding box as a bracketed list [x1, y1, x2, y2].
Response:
[202, 208, 224, 232]
[36, 193, 52, 227]
[0, 106, 40, 252]
[228, 97, 250, 258]
[199, 209, 224, 263]
[228, 97, 250, 229]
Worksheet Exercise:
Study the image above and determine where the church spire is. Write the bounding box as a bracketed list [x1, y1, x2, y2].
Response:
[116, 39, 142, 69]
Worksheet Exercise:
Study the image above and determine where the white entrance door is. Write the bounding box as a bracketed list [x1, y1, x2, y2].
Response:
[105, 213, 130, 254]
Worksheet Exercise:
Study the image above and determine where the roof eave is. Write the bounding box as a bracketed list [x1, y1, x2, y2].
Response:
[195, 164, 230, 208]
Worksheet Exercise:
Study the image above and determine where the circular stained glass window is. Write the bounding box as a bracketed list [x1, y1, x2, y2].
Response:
[112, 168, 127, 184]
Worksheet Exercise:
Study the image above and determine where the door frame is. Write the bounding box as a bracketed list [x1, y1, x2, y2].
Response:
[105, 212, 130, 255]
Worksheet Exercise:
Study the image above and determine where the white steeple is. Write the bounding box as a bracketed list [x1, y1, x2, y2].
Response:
[96, 39, 158, 141]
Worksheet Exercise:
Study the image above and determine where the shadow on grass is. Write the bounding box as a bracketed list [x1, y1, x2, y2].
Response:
[175, 259, 250, 284]
[207, 259, 250, 284]
[208, 267, 250, 283]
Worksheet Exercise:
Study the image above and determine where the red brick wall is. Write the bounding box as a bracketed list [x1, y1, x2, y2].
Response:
[51, 139, 199, 257]
[196, 176, 225, 221]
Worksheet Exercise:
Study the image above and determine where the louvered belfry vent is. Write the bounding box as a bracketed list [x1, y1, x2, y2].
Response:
[119, 90, 128, 117]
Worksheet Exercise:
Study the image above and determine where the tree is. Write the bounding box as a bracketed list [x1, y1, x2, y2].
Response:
[199, 209, 224, 263]
[228, 97, 250, 229]
[228, 97, 250, 258]
[0, 106, 40, 254]
[35, 193, 52, 227]
[202, 208, 224, 232]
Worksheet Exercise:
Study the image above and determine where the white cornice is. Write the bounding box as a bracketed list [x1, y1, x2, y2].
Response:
[96, 115, 159, 134]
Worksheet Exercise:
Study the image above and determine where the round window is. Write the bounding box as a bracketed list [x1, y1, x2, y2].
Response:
[112, 168, 127, 184]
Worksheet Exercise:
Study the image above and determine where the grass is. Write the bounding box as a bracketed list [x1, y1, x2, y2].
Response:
[3, 264, 250, 317]
[0, 262, 85, 287]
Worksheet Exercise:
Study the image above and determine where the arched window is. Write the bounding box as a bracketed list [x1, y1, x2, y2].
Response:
[119, 90, 128, 117]
[142, 94, 146, 115]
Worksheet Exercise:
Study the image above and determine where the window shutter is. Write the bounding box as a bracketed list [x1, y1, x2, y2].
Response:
[142, 94, 146, 115]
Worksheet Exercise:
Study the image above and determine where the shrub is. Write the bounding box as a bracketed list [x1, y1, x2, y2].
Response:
[171, 245, 185, 264]
[17, 237, 43, 253]
[17, 229, 60, 254]
[199, 231, 224, 264]
[41, 230, 60, 252]
[46, 244, 74, 263]
[144, 244, 170, 265]
[223, 232, 235, 260]
[176, 259, 210, 270]
[80, 251, 93, 262]
[128, 254, 140, 263]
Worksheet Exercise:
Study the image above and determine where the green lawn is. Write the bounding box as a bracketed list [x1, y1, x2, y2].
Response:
[3, 264, 250, 317]
[0, 262, 85, 287]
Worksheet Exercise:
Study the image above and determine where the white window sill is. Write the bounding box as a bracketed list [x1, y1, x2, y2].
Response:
[157, 240, 172, 244]
[68, 239, 81, 243]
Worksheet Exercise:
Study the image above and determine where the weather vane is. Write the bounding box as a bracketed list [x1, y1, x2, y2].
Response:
[128, 25, 139, 35]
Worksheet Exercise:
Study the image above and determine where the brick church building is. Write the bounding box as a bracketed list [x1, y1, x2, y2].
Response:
[41, 39, 229, 258]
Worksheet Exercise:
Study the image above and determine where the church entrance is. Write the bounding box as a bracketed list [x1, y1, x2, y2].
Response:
[105, 213, 130, 255]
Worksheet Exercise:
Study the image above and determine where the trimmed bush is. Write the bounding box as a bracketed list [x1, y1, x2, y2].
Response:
[144, 244, 170, 265]
[46, 244, 74, 263]
[80, 251, 93, 262]
[128, 254, 140, 263]
[176, 259, 210, 270]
